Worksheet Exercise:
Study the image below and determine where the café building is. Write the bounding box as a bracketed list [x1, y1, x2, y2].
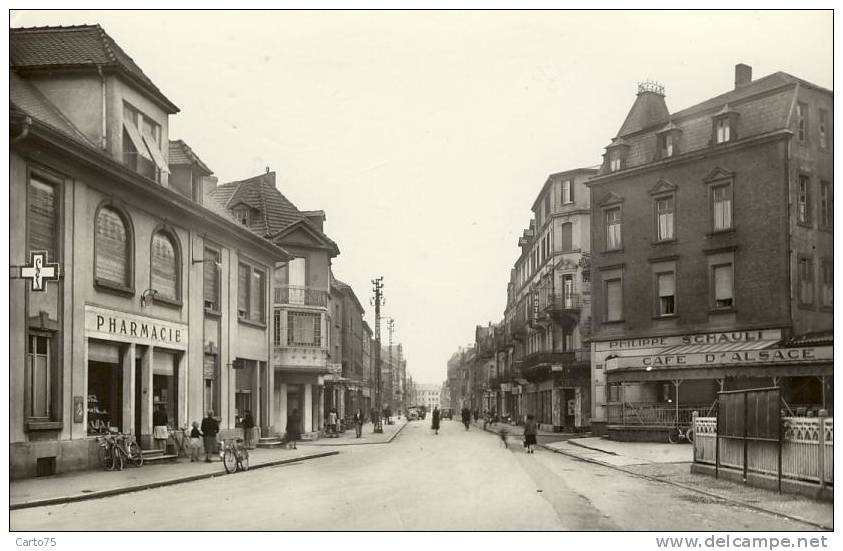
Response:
[10, 25, 288, 478]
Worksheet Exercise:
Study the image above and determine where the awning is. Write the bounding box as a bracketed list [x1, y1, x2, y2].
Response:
[657, 340, 780, 355]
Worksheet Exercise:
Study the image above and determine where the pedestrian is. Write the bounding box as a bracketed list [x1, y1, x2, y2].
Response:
[200, 410, 219, 462]
[152, 404, 169, 451]
[498, 426, 509, 448]
[431, 406, 441, 435]
[189, 421, 203, 462]
[523, 414, 538, 454]
[328, 408, 338, 437]
[461, 406, 471, 430]
[242, 409, 256, 449]
[285, 408, 300, 449]
[354, 408, 364, 438]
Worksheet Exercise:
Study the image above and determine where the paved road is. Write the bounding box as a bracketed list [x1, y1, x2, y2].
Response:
[11, 419, 820, 530]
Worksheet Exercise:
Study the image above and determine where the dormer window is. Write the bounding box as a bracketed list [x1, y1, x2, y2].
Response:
[715, 118, 730, 143]
[123, 101, 168, 183]
[609, 149, 622, 172]
[233, 206, 250, 226]
[712, 106, 739, 145]
[605, 140, 629, 173]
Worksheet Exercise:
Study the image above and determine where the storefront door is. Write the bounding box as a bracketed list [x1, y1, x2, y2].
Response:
[153, 350, 178, 430]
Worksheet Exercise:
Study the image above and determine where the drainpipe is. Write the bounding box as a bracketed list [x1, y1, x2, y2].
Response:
[10, 115, 31, 143]
[97, 65, 107, 150]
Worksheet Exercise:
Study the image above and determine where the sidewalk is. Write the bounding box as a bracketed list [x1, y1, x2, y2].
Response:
[543, 436, 833, 530]
[299, 418, 408, 446]
[10, 446, 339, 510]
[474, 419, 579, 442]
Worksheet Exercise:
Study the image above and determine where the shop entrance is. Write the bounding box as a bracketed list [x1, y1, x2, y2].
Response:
[153, 350, 178, 431]
[87, 341, 123, 435]
[563, 388, 576, 429]
[287, 385, 302, 433]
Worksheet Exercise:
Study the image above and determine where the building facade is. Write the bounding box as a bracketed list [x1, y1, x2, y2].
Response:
[10, 25, 288, 478]
[588, 65, 833, 439]
[413, 384, 442, 412]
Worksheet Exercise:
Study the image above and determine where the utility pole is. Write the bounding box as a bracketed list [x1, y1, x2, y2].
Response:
[387, 318, 395, 417]
[371, 277, 384, 434]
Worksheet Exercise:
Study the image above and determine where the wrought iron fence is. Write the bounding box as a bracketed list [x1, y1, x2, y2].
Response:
[606, 402, 708, 426]
[274, 285, 328, 307]
[694, 415, 833, 486]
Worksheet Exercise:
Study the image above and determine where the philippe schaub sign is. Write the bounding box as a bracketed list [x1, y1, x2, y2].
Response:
[597, 329, 783, 351]
[85, 305, 188, 350]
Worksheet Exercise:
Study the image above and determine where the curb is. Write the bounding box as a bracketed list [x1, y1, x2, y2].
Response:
[539, 443, 832, 531]
[299, 420, 409, 447]
[565, 439, 619, 455]
[10, 450, 340, 511]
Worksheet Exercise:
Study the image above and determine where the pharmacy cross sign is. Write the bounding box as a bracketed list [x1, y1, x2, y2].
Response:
[20, 250, 60, 292]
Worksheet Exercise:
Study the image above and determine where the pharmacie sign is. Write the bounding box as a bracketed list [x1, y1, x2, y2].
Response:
[611, 346, 832, 371]
[85, 305, 188, 350]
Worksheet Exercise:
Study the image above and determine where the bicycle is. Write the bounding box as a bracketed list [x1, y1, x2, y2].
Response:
[96, 433, 117, 471]
[221, 437, 249, 473]
[667, 424, 694, 444]
[111, 432, 144, 470]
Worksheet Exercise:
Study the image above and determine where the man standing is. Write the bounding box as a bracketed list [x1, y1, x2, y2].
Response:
[461, 406, 471, 430]
[242, 410, 256, 449]
[201, 410, 219, 463]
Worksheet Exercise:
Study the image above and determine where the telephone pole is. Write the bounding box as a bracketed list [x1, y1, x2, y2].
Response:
[386, 318, 395, 416]
[371, 277, 384, 434]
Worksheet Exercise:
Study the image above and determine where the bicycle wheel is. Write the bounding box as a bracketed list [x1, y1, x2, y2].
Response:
[239, 450, 249, 472]
[667, 427, 680, 444]
[98, 443, 115, 471]
[112, 446, 124, 471]
[686, 429, 694, 444]
[127, 440, 144, 467]
[223, 447, 237, 474]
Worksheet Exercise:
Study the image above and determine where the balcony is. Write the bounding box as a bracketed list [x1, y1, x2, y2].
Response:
[274, 285, 328, 307]
[515, 349, 590, 382]
[543, 292, 583, 312]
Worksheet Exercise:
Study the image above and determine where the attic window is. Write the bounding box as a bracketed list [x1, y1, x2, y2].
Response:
[233, 206, 250, 226]
[609, 150, 622, 172]
[715, 118, 730, 143]
[123, 102, 168, 182]
[712, 108, 739, 145]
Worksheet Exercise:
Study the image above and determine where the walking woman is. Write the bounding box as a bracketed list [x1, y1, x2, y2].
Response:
[431, 406, 441, 435]
[523, 414, 538, 454]
[353, 408, 364, 438]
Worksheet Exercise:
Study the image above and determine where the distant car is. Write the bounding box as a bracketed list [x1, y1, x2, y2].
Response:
[407, 408, 420, 420]
[441, 409, 453, 419]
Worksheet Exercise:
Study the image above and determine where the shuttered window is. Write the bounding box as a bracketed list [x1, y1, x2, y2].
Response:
[657, 272, 676, 315]
[151, 232, 178, 300]
[238, 263, 266, 323]
[559, 223, 573, 252]
[28, 177, 58, 261]
[713, 264, 734, 309]
[95, 207, 131, 286]
[605, 279, 622, 322]
[250, 270, 265, 323]
[203, 249, 220, 311]
[238, 263, 249, 318]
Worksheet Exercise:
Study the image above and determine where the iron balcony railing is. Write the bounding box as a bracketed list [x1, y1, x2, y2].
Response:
[274, 285, 329, 307]
[517, 349, 590, 371]
[542, 292, 584, 312]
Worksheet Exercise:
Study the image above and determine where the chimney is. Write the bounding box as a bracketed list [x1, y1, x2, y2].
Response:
[735, 63, 752, 88]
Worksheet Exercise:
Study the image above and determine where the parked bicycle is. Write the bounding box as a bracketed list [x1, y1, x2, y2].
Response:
[96, 430, 144, 470]
[667, 423, 694, 444]
[221, 437, 249, 473]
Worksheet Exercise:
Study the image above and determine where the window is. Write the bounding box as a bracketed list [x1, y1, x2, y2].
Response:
[605, 279, 623, 322]
[818, 109, 829, 149]
[151, 231, 179, 302]
[559, 223, 573, 252]
[819, 181, 833, 228]
[28, 176, 58, 261]
[543, 196, 550, 218]
[712, 264, 734, 309]
[606, 208, 621, 250]
[26, 333, 53, 419]
[796, 102, 807, 143]
[203, 248, 220, 312]
[660, 133, 674, 157]
[203, 353, 218, 415]
[797, 175, 811, 225]
[561, 180, 573, 204]
[712, 184, 732, 231]
[233, 206, 250, 226]
[820, 259, 833, 308]
[715, 118, 731, 144]
[95, 206, 132, 288]
[657, 272, 676, 316]
[798, 256, 814, 307]
[609, 150, 622, 172]
[123, 102, 166, 182]
[238, 264, 250, 318]
[249, 268, 266, 323]
[288, 311, 322, 347]
[655, 196, 674, 241]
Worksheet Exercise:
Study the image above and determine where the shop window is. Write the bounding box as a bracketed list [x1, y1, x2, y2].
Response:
[819, 181, 833, 229]
[28, 175, 58, 261]
[655, 195, 675, 241]
[153, 351, 177, 429]
[796, 102, 808, 144]
[87, 342, 123, 434]
[820, 258, 833, 308]
[605, 207, 622, 250]
[287, 311, 322, 347]
[26, 333, 56, 420]
[95, 206, 133, 290]
[711, 184, 732, 231]
[657, 272, 676, 316]
[203, 248, 220, 312]
[797, 175, 811, 225]
[711, 264, 734, 310]
[605, 278, 623, 322]
[798, 256, 814, 307]
[235, 391, 252, 427]
[818, 109, 829, 149]
[151, 230, 179, 302]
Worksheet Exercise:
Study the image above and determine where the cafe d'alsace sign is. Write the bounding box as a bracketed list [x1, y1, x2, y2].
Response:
[85, 305, 188, 350]
[610, 346, 833, 372]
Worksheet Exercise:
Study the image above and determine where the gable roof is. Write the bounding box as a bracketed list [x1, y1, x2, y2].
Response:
[168, 139, 213, 175]
[209, 171, 340, 254]
[10, 24, 179, 113]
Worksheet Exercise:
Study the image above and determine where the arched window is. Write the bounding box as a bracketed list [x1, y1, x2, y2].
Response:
[95, 206, 132, 288]
[151, 230, 179, 301]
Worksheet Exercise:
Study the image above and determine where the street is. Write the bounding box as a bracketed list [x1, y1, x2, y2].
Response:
[11, 420, 821, 531]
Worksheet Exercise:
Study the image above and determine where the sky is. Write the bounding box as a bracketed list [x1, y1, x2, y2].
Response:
[11, 10, 832, 385]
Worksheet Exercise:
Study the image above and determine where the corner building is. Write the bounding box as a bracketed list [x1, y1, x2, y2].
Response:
[588, 65, 833, 439]
[10, 25, 287, 478]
